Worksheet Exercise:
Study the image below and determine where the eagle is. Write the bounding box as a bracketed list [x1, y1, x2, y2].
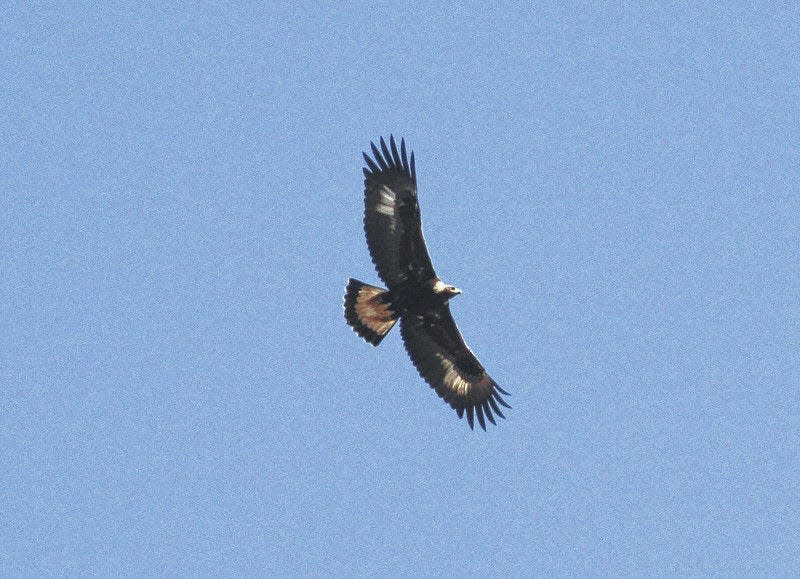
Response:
[343, 135, 510, 430]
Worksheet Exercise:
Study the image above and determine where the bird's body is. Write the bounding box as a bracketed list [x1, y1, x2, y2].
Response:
[391, 278, 460, 314]
[344, 136, 510, 430]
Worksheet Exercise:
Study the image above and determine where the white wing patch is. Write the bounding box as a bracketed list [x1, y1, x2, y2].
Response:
[376, 185, 397, 222]
[438, 354, 471, 396]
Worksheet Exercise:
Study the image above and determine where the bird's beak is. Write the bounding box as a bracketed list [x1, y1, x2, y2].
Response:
[453, 287, 462, 295]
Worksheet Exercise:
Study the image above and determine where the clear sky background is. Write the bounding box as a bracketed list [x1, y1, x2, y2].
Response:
[3, 2, 799, 575]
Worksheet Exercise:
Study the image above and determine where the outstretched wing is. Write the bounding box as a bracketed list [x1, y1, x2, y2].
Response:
[400, 306, 511, 430]
[362, 136, 436, 289]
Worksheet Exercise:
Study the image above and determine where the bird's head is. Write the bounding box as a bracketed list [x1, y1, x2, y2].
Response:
[432, 279, 461, 300]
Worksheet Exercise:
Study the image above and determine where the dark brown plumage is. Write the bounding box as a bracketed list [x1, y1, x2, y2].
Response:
[343, 136, 510, 430]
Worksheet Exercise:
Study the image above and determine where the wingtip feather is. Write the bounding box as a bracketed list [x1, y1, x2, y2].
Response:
[475, 404, 487, 431]
[488, 397, 506, 419]
[493, 392, 511, 409]
[364, 136, 414, 179]
[379, 136, 392, 168]
[484, 402, 497, 425]
[389, 135, 401, 168]
[362, 152, 379, 174]
[371, 142, 388, 170]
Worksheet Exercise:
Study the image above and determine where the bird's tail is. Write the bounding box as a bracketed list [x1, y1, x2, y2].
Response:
[344, 278, 398, 346]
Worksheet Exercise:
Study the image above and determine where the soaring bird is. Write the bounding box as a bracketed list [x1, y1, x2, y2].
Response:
[344, 136, 510, 430]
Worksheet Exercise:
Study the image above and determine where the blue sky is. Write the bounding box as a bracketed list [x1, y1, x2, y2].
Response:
[3, 2, 799, 575]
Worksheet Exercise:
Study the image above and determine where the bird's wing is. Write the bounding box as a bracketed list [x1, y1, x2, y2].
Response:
[400, 305, 510, 430]
[362, 136, 436, 289]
